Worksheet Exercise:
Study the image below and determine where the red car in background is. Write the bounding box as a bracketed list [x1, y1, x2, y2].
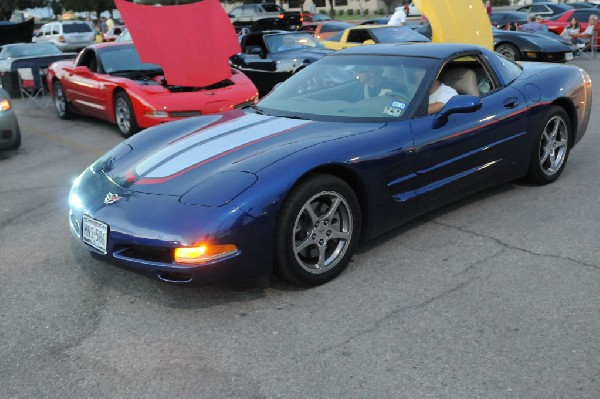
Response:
[47, 41, 258, 137]
[542, 8, 600, 43]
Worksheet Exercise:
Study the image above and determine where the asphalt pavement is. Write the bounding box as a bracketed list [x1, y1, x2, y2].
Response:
[0, 57, 599, 398]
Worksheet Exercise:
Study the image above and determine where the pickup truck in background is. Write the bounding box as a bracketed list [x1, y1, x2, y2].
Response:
[228, 3, 302, 33]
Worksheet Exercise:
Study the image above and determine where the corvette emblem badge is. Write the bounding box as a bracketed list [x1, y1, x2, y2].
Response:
[104, 192, 122, 205]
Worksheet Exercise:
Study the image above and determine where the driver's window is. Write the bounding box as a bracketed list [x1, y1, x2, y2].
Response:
[438, 56, 496, 98]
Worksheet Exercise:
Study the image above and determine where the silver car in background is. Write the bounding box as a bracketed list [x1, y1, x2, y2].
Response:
[33, 21, 95, 52]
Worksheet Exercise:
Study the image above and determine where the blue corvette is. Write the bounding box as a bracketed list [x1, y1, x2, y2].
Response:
[69, 43, 591, 287]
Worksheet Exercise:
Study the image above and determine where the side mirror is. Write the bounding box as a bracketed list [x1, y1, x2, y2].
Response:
[433, 95, 482, 128]
[228, 14, 234, 18]
[363, 39, 376, 45]
[73, 65, 93, 76]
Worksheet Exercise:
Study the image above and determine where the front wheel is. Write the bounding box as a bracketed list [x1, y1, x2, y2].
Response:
[114, 91, 139, 137]
[274, 174, 361, 286]
[526, 106, 571, 185]
[53, 80, 73, 119]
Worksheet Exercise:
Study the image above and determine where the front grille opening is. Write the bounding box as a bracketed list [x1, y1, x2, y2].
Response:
[119, 245, 173, 263]
[2, 130, 12, 139]
[170, 111, 202, 118]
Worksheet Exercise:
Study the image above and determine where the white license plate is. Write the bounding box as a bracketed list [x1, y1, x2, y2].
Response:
[566, 52, 574, 61]
[82, 215, 108, 254]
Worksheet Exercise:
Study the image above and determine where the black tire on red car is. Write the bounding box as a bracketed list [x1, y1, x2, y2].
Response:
[53, 80, 73, 120]
[114, 91, 139, 137]
[526, 105, 571, 185]
[274, 174, 361, 286]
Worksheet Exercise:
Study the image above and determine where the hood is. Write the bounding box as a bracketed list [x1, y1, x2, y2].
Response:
[115, 0, 240, 87]
[414, 0, 493, 50]
[97, 110, 379, 196]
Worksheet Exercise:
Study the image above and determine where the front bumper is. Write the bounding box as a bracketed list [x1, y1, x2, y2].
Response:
[68, 168, 272, 285]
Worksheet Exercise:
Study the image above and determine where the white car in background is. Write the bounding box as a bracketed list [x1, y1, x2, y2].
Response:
[33, 21, 95, 52]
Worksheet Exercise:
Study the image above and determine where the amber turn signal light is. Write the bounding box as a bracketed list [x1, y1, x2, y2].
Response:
[174, 244, 238, 265]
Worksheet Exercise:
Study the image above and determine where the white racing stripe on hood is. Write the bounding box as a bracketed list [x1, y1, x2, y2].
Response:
[141, 117, 309, 179]
[134, 113, 270, 177]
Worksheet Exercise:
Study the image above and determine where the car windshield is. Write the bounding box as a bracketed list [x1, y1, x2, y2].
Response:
[98, 44, 161, 74]
[3, 43, 61, 58]
[264, 33, 325, 52]
[63, 23, 93, 33]
[257, 54, 434, 121]
[370, 27, 431, 43]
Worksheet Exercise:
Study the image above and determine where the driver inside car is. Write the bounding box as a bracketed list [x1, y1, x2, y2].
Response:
[351, 65, 395, 101]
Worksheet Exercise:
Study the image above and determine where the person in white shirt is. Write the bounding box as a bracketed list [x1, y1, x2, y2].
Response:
[388, 7, 406, 26]
[428, 79, 458, 114]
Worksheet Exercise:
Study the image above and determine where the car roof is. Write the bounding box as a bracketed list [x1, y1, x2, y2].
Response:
[335, 42, 482, 58]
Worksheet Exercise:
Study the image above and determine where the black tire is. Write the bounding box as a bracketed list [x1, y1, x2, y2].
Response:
[53, 80, 73, 119]
[114, 91, 139, 137]
[495, 43, 520, 61]
[526, 105, 571, 185]
[6, 124, 21, 150]
[274, 174, 361, 286]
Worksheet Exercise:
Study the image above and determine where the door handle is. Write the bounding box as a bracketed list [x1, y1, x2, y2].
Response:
[503, 97, 519, 109]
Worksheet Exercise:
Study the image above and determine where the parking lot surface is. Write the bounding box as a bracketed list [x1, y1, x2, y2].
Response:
[1, 58, 599, 398]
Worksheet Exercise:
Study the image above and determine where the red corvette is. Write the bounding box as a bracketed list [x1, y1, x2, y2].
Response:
[47, 42, 258, 136]
[542, 8, 600, 44]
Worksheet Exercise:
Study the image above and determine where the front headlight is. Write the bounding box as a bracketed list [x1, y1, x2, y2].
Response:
[0, 99, 11, 111]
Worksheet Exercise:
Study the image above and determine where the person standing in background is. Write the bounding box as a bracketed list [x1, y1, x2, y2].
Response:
[106, 16, 115, 32]
[388, 6, 407, 26]
[485, 1, 492, 16]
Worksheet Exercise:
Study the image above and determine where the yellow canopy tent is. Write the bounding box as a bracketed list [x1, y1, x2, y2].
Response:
[413, 0, 493, 50]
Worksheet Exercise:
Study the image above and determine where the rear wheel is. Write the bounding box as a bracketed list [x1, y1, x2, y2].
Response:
[274, 174, 361, 286]
[114, 91, 139, 137]
[495, 44, 520, 61]
[53, 80, 72, 119]
[526, 106, 571, 185]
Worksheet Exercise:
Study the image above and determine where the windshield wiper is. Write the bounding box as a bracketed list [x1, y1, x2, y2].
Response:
[244, 105, 266, 115]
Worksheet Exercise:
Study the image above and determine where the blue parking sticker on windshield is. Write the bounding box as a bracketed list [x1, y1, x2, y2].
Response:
[391, 101, 407, 110]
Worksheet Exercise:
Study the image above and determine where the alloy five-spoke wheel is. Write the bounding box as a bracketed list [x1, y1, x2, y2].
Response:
[275, 174, 361, 286]
[114, 91, 139, 137]
[539, 115, 569, 176]
[53, 81, 72, 119]
[527, 105, 571, 185]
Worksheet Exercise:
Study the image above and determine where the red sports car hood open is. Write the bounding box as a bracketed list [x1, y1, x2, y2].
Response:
[115, 0, 240, 87]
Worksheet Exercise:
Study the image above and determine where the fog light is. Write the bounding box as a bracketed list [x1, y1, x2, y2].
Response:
[174, 244, 238, 265]
[0, 99, 10, 111]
